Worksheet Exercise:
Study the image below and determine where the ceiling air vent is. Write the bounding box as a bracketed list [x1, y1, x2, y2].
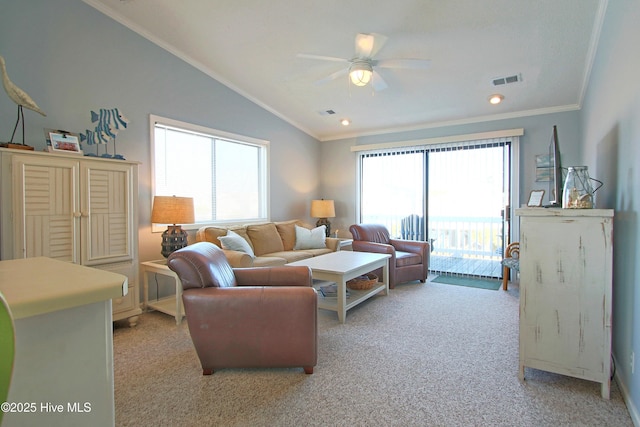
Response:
[492, 74, 522, 86]
[318, 109, 336, 116]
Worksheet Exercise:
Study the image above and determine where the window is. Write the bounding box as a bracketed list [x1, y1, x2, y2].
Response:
[151, 115, 269, 229]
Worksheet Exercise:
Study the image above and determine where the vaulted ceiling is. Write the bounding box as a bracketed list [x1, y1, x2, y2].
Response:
[83, 0, 604, 141]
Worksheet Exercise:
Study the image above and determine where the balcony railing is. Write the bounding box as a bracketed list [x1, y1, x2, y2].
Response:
[428, 215, 503, 259]
[362, 214, 504, 277]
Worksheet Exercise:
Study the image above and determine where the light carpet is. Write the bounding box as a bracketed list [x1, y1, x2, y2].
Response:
[113, 276, 632, 426]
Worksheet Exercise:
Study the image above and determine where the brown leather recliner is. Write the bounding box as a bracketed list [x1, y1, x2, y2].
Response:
[349, 224, 430, 289]
[167, 242, 317, 375]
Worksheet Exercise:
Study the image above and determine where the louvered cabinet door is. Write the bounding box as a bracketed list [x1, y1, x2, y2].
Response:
[2, 149, 141, 326]
[11, 155, 80, 262]
[81, 161, 135, 265]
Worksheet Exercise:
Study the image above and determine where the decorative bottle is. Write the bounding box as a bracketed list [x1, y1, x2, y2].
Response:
[562, 166, 602, 209]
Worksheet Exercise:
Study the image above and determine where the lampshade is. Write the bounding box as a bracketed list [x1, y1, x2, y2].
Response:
[349, 61, 373, 87]
[151, 196, 195, 225]
[310, 199, 335, 218]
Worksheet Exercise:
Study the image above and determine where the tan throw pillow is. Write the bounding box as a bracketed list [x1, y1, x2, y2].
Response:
[246, 223, 284, 256]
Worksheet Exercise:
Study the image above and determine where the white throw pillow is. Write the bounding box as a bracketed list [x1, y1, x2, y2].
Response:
[294, 224, 326, 250]
[218, 230, 255, 258]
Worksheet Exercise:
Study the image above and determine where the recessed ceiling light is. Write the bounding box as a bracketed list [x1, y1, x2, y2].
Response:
[340, 119, 351, 126]
[489, 94, 504, 105]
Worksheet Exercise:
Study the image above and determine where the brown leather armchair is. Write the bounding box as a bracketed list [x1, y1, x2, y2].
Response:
[167, 242, 317, 375]
[349, 224, 430, 289]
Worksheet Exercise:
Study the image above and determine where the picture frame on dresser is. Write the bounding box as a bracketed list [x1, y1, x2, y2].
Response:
[527, 189, 545, 207]
[45, 129, 83, 154]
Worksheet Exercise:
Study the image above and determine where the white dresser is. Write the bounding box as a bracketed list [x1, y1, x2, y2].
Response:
[515, 208, 614, 399]
[0, 148, 141, 326]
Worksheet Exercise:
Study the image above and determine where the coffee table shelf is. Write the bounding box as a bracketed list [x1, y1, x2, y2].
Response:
[289, 251, 390, 323]
[315, 282, 387, 311]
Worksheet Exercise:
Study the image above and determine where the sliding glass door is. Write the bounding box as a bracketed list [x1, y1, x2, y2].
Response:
[427, 142, 508, 278]
[358, 138, 513, 279]
[360, 150, 425, 239]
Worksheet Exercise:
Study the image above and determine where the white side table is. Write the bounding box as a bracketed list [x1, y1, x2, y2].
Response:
[338, 238, 353, 251]
[141, 260, 184, 325]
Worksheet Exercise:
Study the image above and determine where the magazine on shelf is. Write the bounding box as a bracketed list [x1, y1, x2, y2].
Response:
[313, 279, 349, 298]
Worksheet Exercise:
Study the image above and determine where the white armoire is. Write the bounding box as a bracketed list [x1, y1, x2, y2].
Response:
[0, 148, 141, 326]
[515, 208, 614, 399]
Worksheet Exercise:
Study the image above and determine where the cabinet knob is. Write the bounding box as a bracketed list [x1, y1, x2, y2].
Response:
[73, 212, 82, 218]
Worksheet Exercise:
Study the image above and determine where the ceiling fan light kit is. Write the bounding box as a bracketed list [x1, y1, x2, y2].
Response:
[299, 33, 430, 92]
[349, 61, 373, 87]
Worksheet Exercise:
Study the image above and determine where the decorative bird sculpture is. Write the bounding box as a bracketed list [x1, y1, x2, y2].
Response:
[0, 54, 46, 146]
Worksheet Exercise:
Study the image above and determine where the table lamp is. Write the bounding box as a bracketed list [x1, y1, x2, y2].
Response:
[151, 195, 195, 258]
[310, 199, 335, 237]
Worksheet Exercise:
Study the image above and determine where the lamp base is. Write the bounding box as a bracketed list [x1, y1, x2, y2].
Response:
[316, 218, 331, 238]
[161, 225, 189, 258]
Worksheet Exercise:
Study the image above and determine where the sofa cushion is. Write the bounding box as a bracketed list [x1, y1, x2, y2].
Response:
[396, 251, 422, 267]
[251, 256, 287, 267]
[195, 226, 228, 248]
[246, 223, 284, 256]
[299, 248, 332, 257]
[275, 220, 302, 251]
[264, 251, 312, 263]
[219, 230, 255, 258]
[196, 225, 253, 250]
[294, 225, 326, 250]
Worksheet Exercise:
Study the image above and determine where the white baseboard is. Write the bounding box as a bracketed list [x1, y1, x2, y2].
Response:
[613, 355, 640, 426]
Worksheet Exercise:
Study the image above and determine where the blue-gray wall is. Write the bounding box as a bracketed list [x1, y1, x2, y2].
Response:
[581, 0, 640, 420]
[0, 0, 322, 264]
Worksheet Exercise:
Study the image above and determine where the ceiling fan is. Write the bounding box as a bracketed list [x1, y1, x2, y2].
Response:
[297, 33, 431, 91]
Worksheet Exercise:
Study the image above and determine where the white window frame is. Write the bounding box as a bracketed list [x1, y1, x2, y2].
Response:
[150, 114, 270, 232]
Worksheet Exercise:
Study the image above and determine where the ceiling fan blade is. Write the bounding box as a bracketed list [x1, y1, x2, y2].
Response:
[355, 33, 387, 59]
[297, 53, 348, 63]
[314, 67, 349, 86]
[371, 70, 388, 91]
[375, 58, 431, 69]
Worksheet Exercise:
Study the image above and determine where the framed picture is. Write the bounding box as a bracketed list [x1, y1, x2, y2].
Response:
[527, 190, 545, 207]
[46, 129, 82, 155]
[535, 154, 552, 182]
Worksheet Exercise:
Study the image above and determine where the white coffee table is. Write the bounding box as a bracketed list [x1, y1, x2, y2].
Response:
[288, 251, 390, 323]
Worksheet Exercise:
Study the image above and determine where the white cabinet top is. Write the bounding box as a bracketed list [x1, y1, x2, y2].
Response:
[515, 207, 614, 218]
[0, 257, 127, 319]
[0, 146, 140, 165]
